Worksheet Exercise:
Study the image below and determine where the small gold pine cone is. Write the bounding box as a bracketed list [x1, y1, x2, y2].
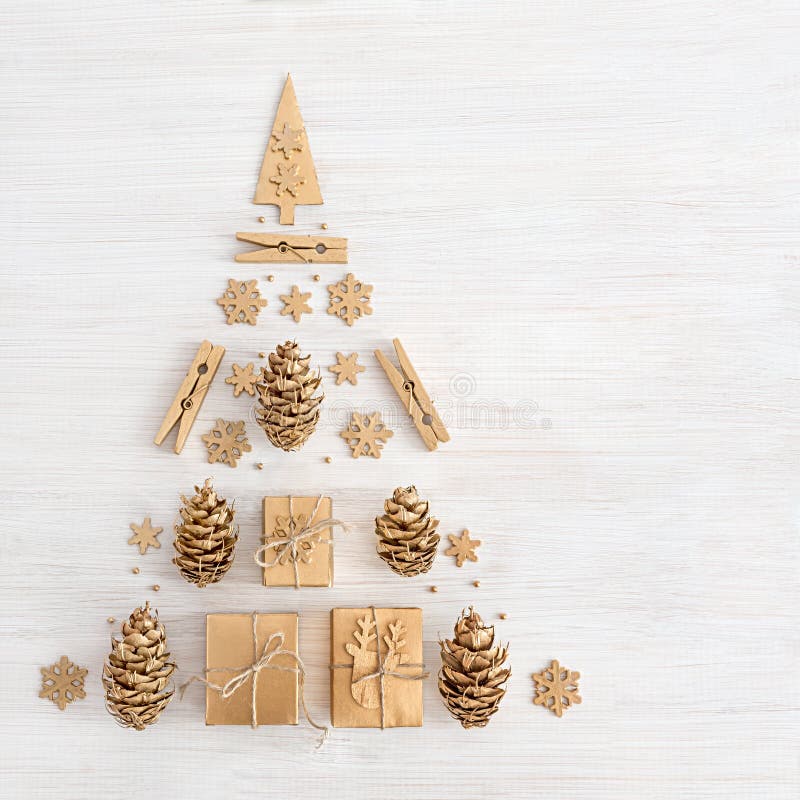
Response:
[375, 485, 440, 576]
[255, 341, 324, 452]
[173, 478, 238, 587]
[438, 607, 510, 729]
[102, 602, 175, 730]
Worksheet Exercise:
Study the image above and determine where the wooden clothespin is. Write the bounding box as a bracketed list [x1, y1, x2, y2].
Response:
[154, 341, 225, 454]
[235, 233, 348, 263]
[374, 338, 450, 451]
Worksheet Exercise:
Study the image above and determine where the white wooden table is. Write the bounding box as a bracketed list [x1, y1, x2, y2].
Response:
[1, 2, 797, 797]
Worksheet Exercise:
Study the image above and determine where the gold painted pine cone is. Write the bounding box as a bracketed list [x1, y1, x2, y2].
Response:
[102, 602, 175, 730]
[173, 478, 238, 587]
[375, 485, 440, 576]
[255, 340, 324, 452]
[438, 607, 510, 729]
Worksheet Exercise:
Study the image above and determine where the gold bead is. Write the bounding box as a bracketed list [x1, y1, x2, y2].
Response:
[256, 462, 264, 470]
[473, 580, 481, 588]
[153, 584, 160, 592]
[430, 586, 439, 593]
[321, 223, 328, 230]
[313, 274, 321, 282]
[267, 275, 275, 282]
[132, 567, 140, 575]
[107, 617, 115, 623]
[324, 456, 332, 464]
[258, 216, 265, 223]
[258, 352, 266, 358]
[499, 613, 508, 620]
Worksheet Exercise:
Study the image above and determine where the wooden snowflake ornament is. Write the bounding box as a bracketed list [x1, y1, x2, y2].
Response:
[341, 412, 393, 459]
[329, 352, 365, 386]
[128, 517, 163, 554]
[279, 285, 313, 323]
[445, 529, 481, 567]
[201, 419, 252, 468]
[254, 74, 323, 225]
[533, 660, 582, 717]
[217, 279, 268, 325]
[40, 656, 87, 710]
[225, 362, 259, 397]
[327, 273, 373, 326]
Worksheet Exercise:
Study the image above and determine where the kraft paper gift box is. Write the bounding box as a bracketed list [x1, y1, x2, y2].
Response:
[204, 612, 299, 726]
[259, 496, 334, 588]
[329, 607, 425, 728]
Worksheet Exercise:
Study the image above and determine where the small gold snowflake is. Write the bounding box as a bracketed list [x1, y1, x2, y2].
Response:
[329, 352, 366, 386]
[279, 285, 313, 323]
[225, 362, 259, 397]
[217, 279, 268, 325]
[533, 660, 582, 717]
[327, 273, 373, 326]
[40, 656, 88, 710]
[201, 419, 252, 468]
[444, 529, 481, 567]
[271, 122, 304, 158]
[270, 162, 305, 197]
[340, 411, 394, 459]
[128, 517, 163, 555]
[267, 513, 320, 565]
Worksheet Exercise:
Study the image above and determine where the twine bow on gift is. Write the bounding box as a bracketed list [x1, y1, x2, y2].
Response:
[254, 495, 349, 588]
[330, 605, 428, 729]
[179, 612, 328, 746]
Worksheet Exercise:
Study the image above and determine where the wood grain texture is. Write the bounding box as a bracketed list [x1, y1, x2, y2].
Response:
[1, 1, 798, 797]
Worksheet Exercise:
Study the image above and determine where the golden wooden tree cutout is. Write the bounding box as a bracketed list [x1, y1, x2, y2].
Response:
[254, 74, 323, 225]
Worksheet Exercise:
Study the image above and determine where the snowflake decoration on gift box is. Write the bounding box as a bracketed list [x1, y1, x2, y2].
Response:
[201, 418, 252, 468]
[270, 162, 305, 197]
[532, 659, 582, 717]
[327, 273, 373, 327]
[271, 122, 304, 159]
[340, 411, 393, 459]
[40, 656, 88, 711]
[217, 279, 268, 325]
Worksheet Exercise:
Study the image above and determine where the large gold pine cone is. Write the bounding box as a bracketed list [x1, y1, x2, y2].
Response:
[438, 607, 510, 729]
[375, 485, 440, 576]
[102, 602, 175, 730]
[173, 478, 238, 587]
[255, 341, 324, 452]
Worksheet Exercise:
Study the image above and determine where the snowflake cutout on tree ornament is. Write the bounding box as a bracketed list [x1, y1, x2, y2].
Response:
[271, 122, 304, 159]
[270, 162, 305, 197]
[225, 362, 259, 397]
[201, 418, 252, 468]
[127, 517, 163, 554]
[340, 411, 394, 459]
[329, 352, 366, 386]
[327, 273, 373, 326]
[279, 285, 313, 323]
[40, 656, 88, 710]
[217, 279, 268, 325]
[532, 659, 582, 717]
[444, 529, 481, 567]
